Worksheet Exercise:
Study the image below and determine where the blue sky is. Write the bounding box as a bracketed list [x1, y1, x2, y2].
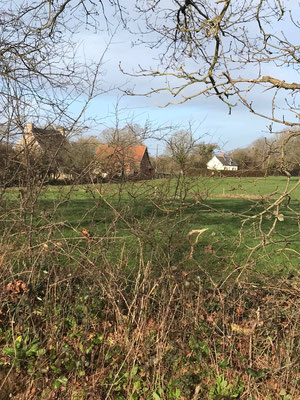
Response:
[70, 1, 298, 155]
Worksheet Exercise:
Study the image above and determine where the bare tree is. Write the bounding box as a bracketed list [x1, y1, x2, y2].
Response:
[166, 129, 199, 174]
[274, 128, 300, 175]
[0, 0, 118, 195]
[62, 136, 101, 182]
[101, 124, 146, 147]
[191, 142, 219, 168]
[5, 1, 299, 133]
[122, 1, 300, 132]
[230, 147, 255, 170]
[0, 1, 113, 143]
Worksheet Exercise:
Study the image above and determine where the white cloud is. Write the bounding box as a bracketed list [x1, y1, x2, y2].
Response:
[71, 1, 299, 151]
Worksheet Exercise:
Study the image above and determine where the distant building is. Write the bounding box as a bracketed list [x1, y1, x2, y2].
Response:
[15, 122, 68, 154]
[15, 122, 69, 179]
[207, 154, 238, 171]
[95, 144, 155, 178]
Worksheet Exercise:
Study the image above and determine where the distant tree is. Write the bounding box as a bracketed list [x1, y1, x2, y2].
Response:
[153, 154, 177, 175]
[100, 124, 147, 147]
[0, 142, 18, 186]
[274, 129, 300, 175]
[64, 136, 100, 181]
[230, 137, 279, 172]
[191, 142, 219, 169]
[166, 130, 199, 175]
[230, 148, 254, 170]
[249, 138, 268, 169]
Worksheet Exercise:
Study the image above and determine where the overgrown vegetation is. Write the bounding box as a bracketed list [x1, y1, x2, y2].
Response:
[1, 1, 300, 398]
[1, 176, 299, 399]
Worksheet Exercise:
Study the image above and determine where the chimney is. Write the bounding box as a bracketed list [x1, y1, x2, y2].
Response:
[221, 152, 225, 158]
[26, 122, 34, 134]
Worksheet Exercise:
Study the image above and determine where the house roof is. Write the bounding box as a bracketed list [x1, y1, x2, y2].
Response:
[215, 155, 238, 167]
[96, 144, 147, 163]
[30, 128, 67, 150]
[15, 124, 68, 154]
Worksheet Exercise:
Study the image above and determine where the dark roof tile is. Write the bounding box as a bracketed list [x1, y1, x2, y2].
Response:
[215, 155, 238, 166]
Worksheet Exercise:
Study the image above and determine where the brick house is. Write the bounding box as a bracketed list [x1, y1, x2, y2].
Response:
[15, 122, 69, 179]
[15, 123, 67, 153]
[95, 144, 155, 178]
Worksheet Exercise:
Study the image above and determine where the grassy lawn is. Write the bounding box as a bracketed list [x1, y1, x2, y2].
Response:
[2, 176, 299, 283]
[1, 176, 299, 399]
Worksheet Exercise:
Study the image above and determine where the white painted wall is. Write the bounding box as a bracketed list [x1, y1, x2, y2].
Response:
[207, 156, 224, 170]
[207, 156, 238, 171]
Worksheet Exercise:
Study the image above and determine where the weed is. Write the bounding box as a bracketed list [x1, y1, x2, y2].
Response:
[209, 374, 243, 399]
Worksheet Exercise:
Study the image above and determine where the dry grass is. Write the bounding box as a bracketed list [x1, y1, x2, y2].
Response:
[0, 176, 299, 399]
[214, 193, 271, 200]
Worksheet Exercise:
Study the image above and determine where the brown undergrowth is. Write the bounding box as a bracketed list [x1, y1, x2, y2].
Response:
[0, 176, 299, 399]
[0, 238, 299, 400]
[215, 194, 270, 200]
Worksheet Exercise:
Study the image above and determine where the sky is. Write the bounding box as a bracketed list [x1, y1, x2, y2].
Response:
[70, 0, 299, 156]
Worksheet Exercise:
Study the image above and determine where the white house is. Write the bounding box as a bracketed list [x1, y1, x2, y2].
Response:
[207, 154, 238, 171]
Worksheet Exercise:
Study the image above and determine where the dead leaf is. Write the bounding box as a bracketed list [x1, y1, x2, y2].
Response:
[231, 323, 254, 335]
[207, 312, 218, 324]
[204, 244, 216, 254]
[80, 228, 92, 242]
[236, 305, 244, 315]
[6, 280, 27, 295]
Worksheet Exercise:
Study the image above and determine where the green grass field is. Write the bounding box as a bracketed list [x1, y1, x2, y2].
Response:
[1, 176, 299, 399]
[3, 176, 300, 283]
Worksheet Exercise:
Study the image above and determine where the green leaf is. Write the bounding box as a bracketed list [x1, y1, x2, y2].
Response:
[86, 345, 93, 354]
[53, 379, 62, 389]
[3, 347, 15, 357]
[133, 380, 141, 392]
[26, 343, 39, 356]
[131, 365, 138, 377]
[218, 358, 230, 369]
[152, 392, 161, 400]
[53, 376, 68, 389]
[37, 348, 46, 356]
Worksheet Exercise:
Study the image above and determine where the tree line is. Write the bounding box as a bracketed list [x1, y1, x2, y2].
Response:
[0, 124, 216, 184]
[1, 1, 299, 183]
[1, 123, 299, 187]
[231, 131, 300, 176]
